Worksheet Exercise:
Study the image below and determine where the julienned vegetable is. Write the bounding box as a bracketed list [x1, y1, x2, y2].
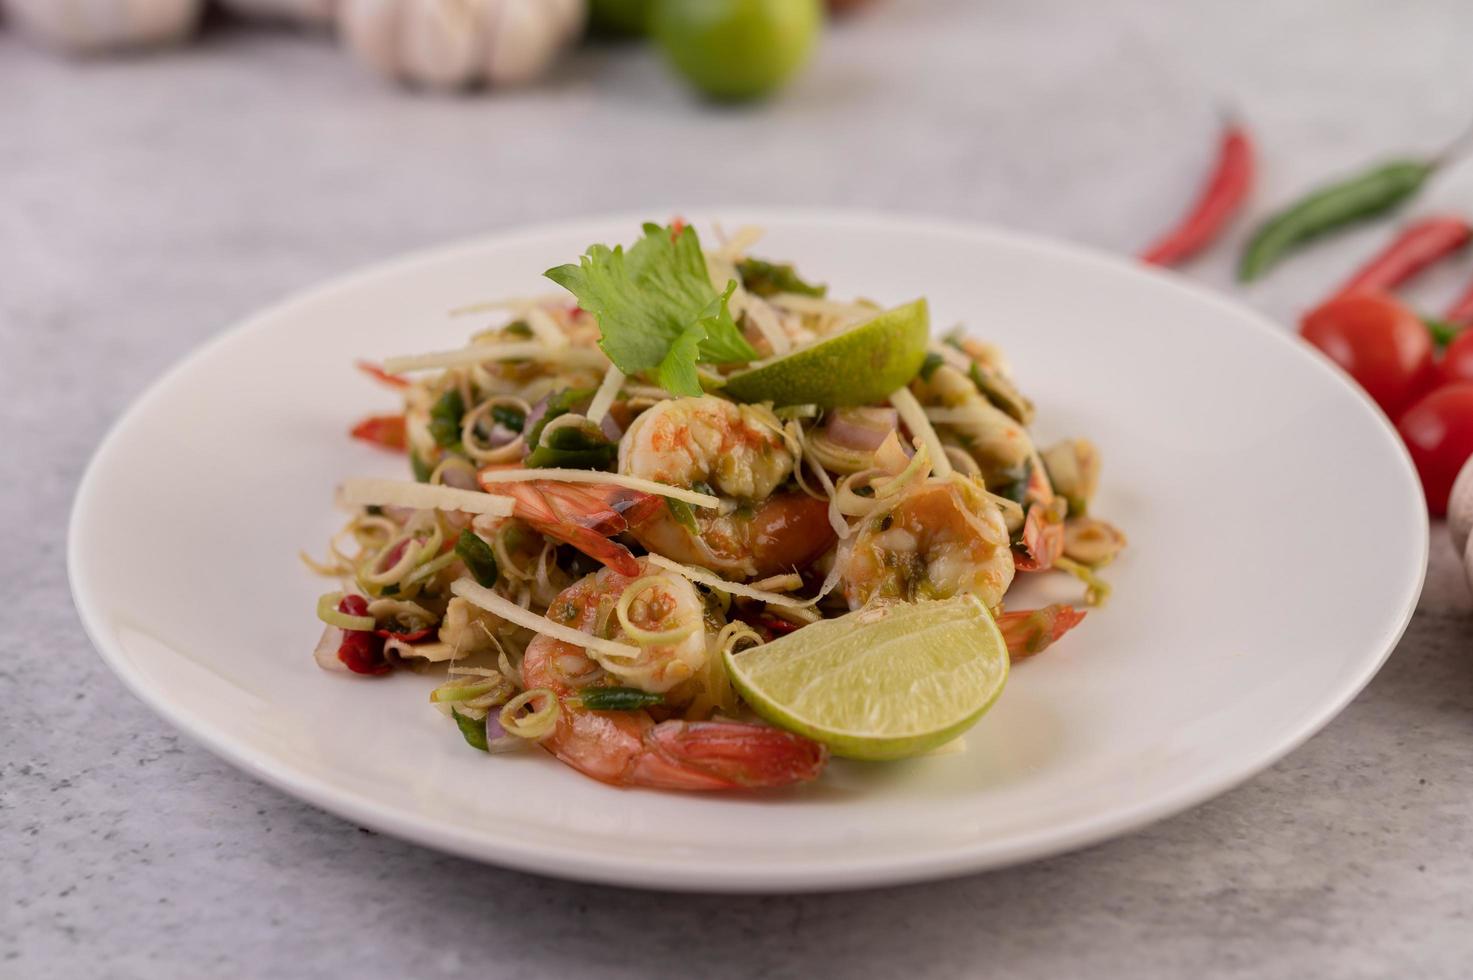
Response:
[1240, 159, 1436, 282]
[1140, 118, 1255, 267]
[307, 220, 1125, 791]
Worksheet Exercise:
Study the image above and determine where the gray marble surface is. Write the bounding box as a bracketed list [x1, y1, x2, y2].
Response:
[4, 1, 1473, 976]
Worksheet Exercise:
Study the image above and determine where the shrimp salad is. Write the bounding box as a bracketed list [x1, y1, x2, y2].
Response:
[304, 221, 1126, 791]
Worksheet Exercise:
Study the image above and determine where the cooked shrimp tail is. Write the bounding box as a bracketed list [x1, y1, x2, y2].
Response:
[997, 604, 1086, 659]
[479, 474, 663, 576]
[630, 719, 828, 791]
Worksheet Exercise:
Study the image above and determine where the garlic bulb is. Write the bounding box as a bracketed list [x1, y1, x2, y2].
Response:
[339, 0, 585, 90]
[217, 0, 337, 24]
[1, 0, 203, 53]
[1450, 455, 1473, 555]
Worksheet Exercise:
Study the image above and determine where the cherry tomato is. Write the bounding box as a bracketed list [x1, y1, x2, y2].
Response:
[1300, 293, 1438, 417]
[1439, 330, 1473, 385]
[1396, 382, 1473, 515]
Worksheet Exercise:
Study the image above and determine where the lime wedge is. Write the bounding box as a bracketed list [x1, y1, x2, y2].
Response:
[721, 298, 930, 408]
[724, 594, 1008, 761]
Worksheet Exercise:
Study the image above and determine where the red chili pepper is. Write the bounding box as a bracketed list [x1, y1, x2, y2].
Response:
[374, 626, 435, 643]
[1330, 216, 1472, 302]
[1140, 119, 1255, 267]
[356, 360, 409, 389]
[350, 414, 407, 451]
[335, 595, 390, 675]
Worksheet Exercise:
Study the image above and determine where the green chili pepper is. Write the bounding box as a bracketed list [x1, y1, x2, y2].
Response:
[454, 530, 499, 588]
[1238, 159, 1435, 282]
[452, 708, 488, 751]
[577, 687, 665, 711]
[428, 389, 467, 449]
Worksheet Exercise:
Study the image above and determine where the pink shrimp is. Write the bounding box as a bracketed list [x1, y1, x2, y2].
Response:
[477, 470, 664, 576]
[997, 604, 1086, 660]
[521, 564, 828, 791]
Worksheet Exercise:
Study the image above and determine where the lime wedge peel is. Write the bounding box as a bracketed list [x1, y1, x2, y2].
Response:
[720, 298, 930, 408]
[724, 594, 1009, 761]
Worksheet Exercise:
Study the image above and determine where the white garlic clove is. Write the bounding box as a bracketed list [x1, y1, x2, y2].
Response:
[3, 0, 204, 54]
[1449, 454, 1473, 555]
[339, 0, 581, 91]
[217, 0, 337, 24]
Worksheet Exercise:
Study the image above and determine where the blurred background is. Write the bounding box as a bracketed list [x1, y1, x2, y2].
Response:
[5, 2, 1473, 977]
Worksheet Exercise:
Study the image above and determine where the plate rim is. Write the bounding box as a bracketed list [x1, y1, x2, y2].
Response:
[67, 207, 1429, 892]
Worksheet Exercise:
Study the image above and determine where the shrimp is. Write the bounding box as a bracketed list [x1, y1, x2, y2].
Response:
[618, 395, 830, 578]
[997, 604, 1086, 660]
[522, 563, 828, 790]
[476, 471, 665, 576]
[837, 476, 1016, 612]
[619, 396, 793, 500]
[629, 492, 835, 579]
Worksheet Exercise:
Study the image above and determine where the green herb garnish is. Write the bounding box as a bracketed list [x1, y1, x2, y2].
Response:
[490, 404, 526, 432]
[454, 530, 499, 588]
[409, 451, 432, 483]
[525, 424, 617, 469]
[545, 223, 757, 397]
[452, 708, 489, 751]
[736, 257, 827, 298]
[526, 387, 596, 450]
[577, 687, 665, 711]
[428, 389, 466, 449]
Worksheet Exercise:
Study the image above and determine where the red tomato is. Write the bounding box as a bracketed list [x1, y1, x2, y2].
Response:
[1300, 293, 1438, 417]
[1439, 330, 1473, 385]
[1396, 382, 1473, 515]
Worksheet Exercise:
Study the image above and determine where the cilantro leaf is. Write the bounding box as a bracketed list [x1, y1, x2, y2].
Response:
[544, 223, 757, 397]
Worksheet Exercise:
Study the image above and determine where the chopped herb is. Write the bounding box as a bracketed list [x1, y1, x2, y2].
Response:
[409, 451, 432, 483]
[525, 424, 617, 469]
[1424, 317, 1463, 347]
[736, 257, 827, 298]
[545, 223, 757, 397]
[452, 708, 489, 752]
[428, 389, 466, 449]
[526, 387, 596, 449]
[454, 530, 499, 588]
[919, 351, 944, 380]
[364, 504, 384, 516]
[490, 404, 526, 432]
[503, 320, 533, 339]
[577, 687, 665, 711]
[665, 497, 698, 533]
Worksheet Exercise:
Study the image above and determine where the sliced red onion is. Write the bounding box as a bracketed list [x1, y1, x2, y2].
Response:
[440, 465, 479, 491]
[486, 423, 521, 447]
[522, 395, 550, 439]
[484, 711, 526, 754]
[598, 413, 623, 442]
[313, 626, 350, 672]
[824, 407, 898, 452]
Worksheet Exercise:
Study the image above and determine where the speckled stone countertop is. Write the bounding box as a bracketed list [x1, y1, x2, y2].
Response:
[4, 1, 1472, 976]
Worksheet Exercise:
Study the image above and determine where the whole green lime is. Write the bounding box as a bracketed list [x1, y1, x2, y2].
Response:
[589, 0, 652, 36]
[652, 0, 822, 101]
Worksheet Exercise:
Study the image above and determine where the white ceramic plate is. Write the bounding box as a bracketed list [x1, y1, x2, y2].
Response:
[69, 210, 1427, 892]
